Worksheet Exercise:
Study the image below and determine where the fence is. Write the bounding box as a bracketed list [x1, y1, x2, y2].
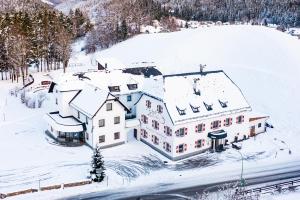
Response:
[237, 178, 300, 195]
[0, 180, 92, 199]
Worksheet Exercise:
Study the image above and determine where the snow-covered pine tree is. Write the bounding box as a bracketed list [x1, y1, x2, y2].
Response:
[90, 146, 105, 182]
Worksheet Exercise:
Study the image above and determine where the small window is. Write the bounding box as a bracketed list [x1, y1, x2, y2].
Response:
[190, 104, 200, 113]
[99, 119, 105, 127]
[114, 132, 120, 140]
[55, 98, 58, 105]
[219, 100, 228, 108]
[176, 128, 187, 137]
[127, 95, 132, 102]
[195, 139, 204, 148]
[176, 106, 186, 115]
[157, 105, 163, 113]
[86, 132, 89, 140]
[146, 100, 151, 108]
[106, 103, 112, 111]
[224, 118, 232, 126]
[141, 129, 148, 138]
[141, 115, 148, 124]
[108, 86, 120, 92]
[77, 111, 80, 119]
[152, 135, 159, 145]
[164, 142, 172, 152]
[211, 120, 221, 129]
[195, 123, 205, 133]
[99, 135, 105, 143]
[258, 123, 262, 128]
[114, 116, 120, 124]
[164, 126, 172, 136]
[204, 102, 213, 111]
[236, 115, 244, 124]
[86, 116, 89, 125]
[152, 120, 159, 130]
[177, 144, 187, 153]
[50, 126, 53, 132]
[127, 84, 138, 90]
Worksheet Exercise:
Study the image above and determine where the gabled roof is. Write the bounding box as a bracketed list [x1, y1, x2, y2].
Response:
[69, 84, 129, 118]
[142, 70, 252, 124]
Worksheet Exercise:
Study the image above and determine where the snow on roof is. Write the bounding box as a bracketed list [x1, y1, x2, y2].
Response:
[69, 84, 110, 118]
[144, 71, 252, 124]
[96, 57, 126, 70]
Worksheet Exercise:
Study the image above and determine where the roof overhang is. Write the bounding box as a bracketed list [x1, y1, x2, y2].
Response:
[208, 130, 227, 139]
[44, 113, 85, 133]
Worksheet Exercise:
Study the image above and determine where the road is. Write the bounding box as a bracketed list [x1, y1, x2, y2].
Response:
[66, 163, 300, 200]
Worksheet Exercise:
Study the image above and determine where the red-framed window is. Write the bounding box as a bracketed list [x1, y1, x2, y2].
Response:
[224, 118, 233, 126]
[175, 128, 188, 137]
[146, 100, 151, 108]
[164, 126, 172, 136]
[195, 139, 205, 148]
[211, 120, 221, 129]
[141, 129, 148, 138]
[195, 123, 205, 133]
[176, 144, 187, 153]
[163, 142, 172, 152]
[236, 115, 245, 124]
[152, 135, 159, 145]
[152, 120, 159, 130]
[141, 114, 148, 124]
[157, 105, 163, 113]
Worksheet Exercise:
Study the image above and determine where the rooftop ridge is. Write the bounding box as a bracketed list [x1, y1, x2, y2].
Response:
[163, 70, 224, 78]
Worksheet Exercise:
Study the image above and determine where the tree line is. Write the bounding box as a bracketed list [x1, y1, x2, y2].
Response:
[0, 7, 91, 84]
[162, 0, 300, 27]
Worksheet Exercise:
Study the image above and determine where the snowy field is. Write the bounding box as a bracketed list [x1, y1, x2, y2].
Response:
[1, 25, 300, 199]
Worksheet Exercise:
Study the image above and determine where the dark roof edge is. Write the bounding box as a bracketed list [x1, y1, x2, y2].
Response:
[163, 70, 224, 78]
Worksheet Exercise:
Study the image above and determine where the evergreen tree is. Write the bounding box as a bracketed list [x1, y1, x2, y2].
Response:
[90, 146, 105, 182]
[120, 19, 128, 40]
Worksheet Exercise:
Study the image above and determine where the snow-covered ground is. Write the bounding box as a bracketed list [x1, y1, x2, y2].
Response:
[1, 25, 300, 199]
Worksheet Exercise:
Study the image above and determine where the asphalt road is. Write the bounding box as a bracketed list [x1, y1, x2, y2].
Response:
[66, 166, 300, 200]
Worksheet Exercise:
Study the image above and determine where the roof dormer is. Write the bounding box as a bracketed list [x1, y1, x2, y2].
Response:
[108, 86, 120, 92]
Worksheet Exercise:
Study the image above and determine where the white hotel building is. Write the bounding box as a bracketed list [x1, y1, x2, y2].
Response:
[44, 64, 268, 160]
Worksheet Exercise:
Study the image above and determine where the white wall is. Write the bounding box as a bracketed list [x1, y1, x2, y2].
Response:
[57, 90, 80, 117]
[116, 92, 142, 117]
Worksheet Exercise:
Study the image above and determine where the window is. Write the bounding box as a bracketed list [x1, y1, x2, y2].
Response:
[204, 102, 213, 111]
[108, 86, 120, 92]
[77, 111, 80, 119]
[219, 100, 228, 108]
[141, 129, 148, 138]
[176, 106, 186, 115]
[99, 135, 105, 143]
[55, 98, 58, 105]
[58, 131, 65, 138]
[127, 95, 132, 102]
[195, 123, 205, 133]
[176, 128, 187, 137]
[190, 104, 200, 113]
[195, 139, 204, 148]
[152, 135, 159, 145]
[86, 116, 89, 125]
[157, 105, 163, 113]
[258, 123, 262, 128]
[114, 116, 120, 124]
[127, 84, 138, 90]
[176, 144, 187, 153]
[99, 119, 105, 127]
[106, 103, 112, 111]
[163, 142, 172, 152]
[141, 115, 148, 124]
[86, 132, 89, 140]
[211, 120, 221, 129]
[50, 126, 53, 132]
[164, 126, 172, 136]
[114, 132, 120, 140]
[224, 118, 232, 126]
[152, 120, 159, 130]
[146, 100, 151, 108]
[236, 115, 244, 124]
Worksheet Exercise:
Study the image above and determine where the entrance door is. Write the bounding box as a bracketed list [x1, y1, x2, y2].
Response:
[250, 126, 255, 137]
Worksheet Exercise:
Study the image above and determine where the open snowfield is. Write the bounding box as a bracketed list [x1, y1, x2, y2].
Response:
[1, 25, 300, 199]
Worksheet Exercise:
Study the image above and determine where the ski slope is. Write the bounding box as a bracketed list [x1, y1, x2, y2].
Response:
[1, 25, 300, 199]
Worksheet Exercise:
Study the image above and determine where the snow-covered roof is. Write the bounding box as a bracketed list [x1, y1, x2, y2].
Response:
[69, 84, 112, 118]
[96, 57, 126, 70]
[143, 70, 252, 124]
